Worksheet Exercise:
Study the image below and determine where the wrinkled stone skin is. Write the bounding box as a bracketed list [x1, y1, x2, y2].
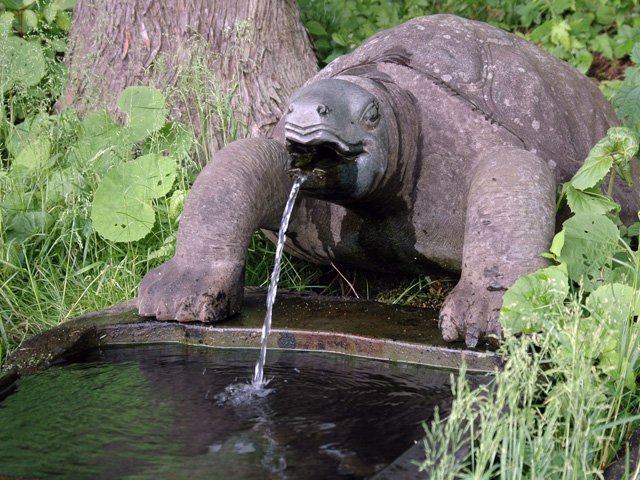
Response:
[139, 15, 638, 347]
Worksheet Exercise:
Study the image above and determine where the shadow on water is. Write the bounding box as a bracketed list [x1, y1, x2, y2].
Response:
[0, 343, 479, 479]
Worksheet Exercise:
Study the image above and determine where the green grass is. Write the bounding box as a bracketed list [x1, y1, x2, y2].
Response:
[421, 296, 640, 478]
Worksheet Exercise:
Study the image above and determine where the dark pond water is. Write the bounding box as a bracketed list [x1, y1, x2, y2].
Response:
[0, 344, 459, 479]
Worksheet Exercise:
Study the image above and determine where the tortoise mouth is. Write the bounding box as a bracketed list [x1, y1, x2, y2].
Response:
[284, 126, 364, 178]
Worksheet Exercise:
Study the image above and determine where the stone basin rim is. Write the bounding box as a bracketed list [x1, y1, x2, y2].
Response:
[2, 293, 502, 376]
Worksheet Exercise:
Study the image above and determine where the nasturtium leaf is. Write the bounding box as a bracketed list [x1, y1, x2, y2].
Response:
[500, 264, 569, 334]
[565, 185, 619, 215]
[91, 154, 177, 242]
[117, 86, 167, 143]
[558, 212, 623, 291]
[632, 42, 640, 65]
[0, 36, 46, 94]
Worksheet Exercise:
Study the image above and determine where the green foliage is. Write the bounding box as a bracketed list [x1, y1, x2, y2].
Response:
[91, 153, 177, 242]
[0, 0, 74, 124]
[612, 43, 640, 134]
[117, 86, 168, 143]
[88, 86, 181, 243]
[298, 0, 640, 74]
[500, 127, 640, 394]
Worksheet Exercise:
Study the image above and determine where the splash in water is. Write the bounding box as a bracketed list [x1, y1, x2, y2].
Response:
[252, 175, 306, 387]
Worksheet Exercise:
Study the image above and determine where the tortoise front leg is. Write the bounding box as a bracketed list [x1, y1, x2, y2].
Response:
[138, 138, 292, 323]
[439, 147, 556, 347]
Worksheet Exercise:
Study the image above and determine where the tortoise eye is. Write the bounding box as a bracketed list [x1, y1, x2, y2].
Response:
[361, 101, 380, 128]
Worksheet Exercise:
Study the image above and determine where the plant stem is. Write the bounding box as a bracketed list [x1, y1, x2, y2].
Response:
[607, 169, 617, 199]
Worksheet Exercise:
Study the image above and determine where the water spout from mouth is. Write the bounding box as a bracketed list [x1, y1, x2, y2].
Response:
[252, 174, 306, 387]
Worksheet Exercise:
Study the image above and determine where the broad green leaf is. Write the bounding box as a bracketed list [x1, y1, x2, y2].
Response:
[71, 110, 125, 171]
[588, 283, 640, 390]
[500, 265, 569, 334]
[565, 186, 619, 215]
[0, 12, 14, 37]
[6, 112, 52, 158]
[45, 168, 76, 206]
[558, 212, 623, 291]
[305, 20, 327, 37]
[587, 283, 640, 324]
[572, 50, 593, 74]
[143, 122, 194, 161]
[55, 10, 71, 31]
[591, 34, 613, 60]
[632, 42, 640, 65]
[569, 148, 613, 190]
[19, 9, 38, 31]
[43, 4, 59, 24]
[613, 85, 640, 132]
[117, 86, 167, 143]
[10, 137, 50, 177]
[331, 32, 346, 46]
[569, 127, 639, 190]
[0, 36, 46, 94]
[91, 154, 177, 242]
[1, 0, 36, 10]
[133, 153, 177, 200]
[549, 230, 565, 258]
[623, 66, 640, 88]
[6, 210, 52, 243]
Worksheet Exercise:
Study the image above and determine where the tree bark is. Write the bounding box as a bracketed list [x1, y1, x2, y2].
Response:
[58, 0, 318, 158]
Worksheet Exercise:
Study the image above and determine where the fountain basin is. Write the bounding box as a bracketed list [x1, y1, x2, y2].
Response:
[1, 291, 500, 479]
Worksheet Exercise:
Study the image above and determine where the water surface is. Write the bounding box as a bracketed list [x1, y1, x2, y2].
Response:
[0, 344, 459, 479]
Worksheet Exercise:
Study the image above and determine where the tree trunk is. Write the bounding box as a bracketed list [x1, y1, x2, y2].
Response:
[57, 0, 318, 159]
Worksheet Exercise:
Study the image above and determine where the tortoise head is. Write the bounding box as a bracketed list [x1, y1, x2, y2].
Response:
[284, 78, 390, 202]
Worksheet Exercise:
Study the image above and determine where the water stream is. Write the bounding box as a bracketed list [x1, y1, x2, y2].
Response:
[252, 175, 305, 387]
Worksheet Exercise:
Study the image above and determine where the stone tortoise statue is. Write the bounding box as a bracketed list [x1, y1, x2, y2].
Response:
[138, 14, 638, 347]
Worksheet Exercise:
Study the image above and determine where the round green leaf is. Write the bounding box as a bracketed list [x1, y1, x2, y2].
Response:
[117, 86, 167, 142]
[0, 36, 46, 94]
[91, 166, 156, 242]
[91, 154, 177, 242]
